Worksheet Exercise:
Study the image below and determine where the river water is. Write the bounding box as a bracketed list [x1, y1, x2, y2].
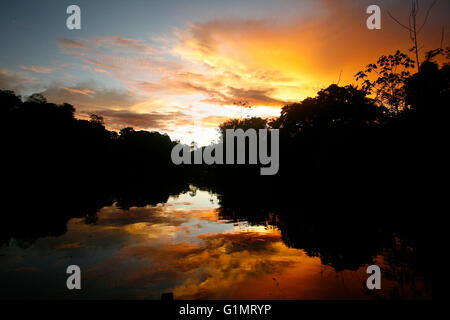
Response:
[0, 186, 431, 299]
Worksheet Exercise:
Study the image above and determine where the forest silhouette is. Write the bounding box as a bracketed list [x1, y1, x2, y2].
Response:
[1, 48, 447, 290]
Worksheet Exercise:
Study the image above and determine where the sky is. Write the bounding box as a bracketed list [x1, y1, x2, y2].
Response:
[1, 0, 449, 145]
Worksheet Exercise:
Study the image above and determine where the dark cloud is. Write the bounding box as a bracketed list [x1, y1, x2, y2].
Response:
[198, 231, 281, 253]
[95, 109, 190, 131]
[199, 85, 286, 106]
[96, 206, 186, 227]
[39, 84, 138, 110]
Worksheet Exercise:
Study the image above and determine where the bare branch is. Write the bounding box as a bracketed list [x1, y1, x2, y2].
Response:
[413, 0, 419, 16]
[387, 10, 412, 31]
[408, 9, 414, 40]
[336, 70, 342, 86]
[418, 0, 438, 33]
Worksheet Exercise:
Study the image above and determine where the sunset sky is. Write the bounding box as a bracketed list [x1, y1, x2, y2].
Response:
[1, 0, 448, 145]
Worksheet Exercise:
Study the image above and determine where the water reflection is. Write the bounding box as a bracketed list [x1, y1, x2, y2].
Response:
[0, 187, 431, 299]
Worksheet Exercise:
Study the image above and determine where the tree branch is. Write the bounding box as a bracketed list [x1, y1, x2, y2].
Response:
[387, 10, 413, 31]
[418, 0, 438, 33]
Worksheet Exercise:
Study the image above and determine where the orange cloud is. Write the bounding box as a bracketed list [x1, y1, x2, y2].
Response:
[20, 66, 54, 74]
[57, 38, 90, 50]
[200, 115, 231, 127]
[59, 86, 95, 96]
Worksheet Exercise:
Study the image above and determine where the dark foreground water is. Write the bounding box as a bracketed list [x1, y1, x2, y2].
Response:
[0, 186, 432, 299]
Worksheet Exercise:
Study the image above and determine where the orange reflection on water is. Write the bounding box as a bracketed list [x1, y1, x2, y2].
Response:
[0, 188, 431, 299]
[116, 217, 373, 299]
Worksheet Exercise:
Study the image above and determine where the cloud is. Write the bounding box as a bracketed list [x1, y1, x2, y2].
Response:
[57, 38, 90, 50]
[40, 84, 137, 110]
[55, 34, 289, 110]
[135, 75, 287, 107]
[200, 115, 231, 127]
[37, 83, 193, 132]
[201, 86, 286, 107]
[58, 87, 96, 96]
[88, 36, 158, 54]
[0, 68, 40, 93]
[81, 57, 122, 71]
[94, 68, 109, 74]
[94, 109, 191, 131]
[20, 66, 54, 74]
[57, 36, 178, 77]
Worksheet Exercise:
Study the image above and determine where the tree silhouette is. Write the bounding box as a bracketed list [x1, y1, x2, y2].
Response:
[404, 48, 450, 114]
[355, 50, 415, 112]
[271, 84, 388, 132]
[218, 117, 267, 136]
[89, 113, 104, 125]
